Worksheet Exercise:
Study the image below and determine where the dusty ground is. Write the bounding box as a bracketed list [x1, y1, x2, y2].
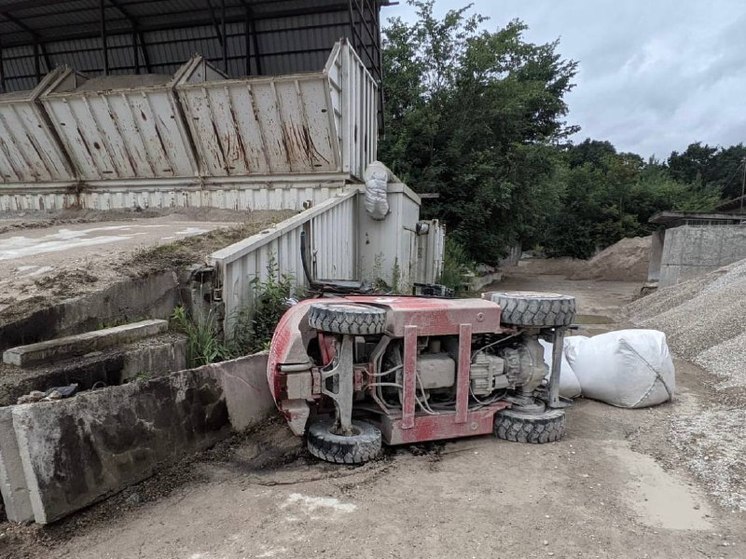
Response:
[0, 208, 294, 322]
[3, 269, 743, 559]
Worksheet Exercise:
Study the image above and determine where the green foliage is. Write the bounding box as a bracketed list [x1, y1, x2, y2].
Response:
[383, 2, 741, 263]
[381, 1, 577, 265]
[438, 238, 474, 293]
[231, 255, 295, 355]
[171, 305, 232, 368]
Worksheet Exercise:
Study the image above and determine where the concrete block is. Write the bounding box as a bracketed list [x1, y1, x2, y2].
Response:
[0, 351, 273, 524]
[3, 320, 169, 368]
[120, 336, 188, 381]
[0, 271, 178, 352]
[209, 353, 274, 431]
[0, 408, 33, 522]
[11, 369, 230, 524]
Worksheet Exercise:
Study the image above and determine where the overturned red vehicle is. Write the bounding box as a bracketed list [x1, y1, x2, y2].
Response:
[267, 292, 576, 464]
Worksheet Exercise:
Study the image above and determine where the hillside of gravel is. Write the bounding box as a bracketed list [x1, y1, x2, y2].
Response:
[627, 258, 746, 366]
[627, 258, 746, 512]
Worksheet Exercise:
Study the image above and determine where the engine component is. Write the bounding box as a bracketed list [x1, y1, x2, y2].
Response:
[500, 335, 546, 393]
[469, 352, 508, 396]
[416, 353, 456, 390]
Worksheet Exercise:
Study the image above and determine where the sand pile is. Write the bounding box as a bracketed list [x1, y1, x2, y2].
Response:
[570, 236, 651, 281]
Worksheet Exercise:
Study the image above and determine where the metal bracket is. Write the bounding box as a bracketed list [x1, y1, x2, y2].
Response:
[546, 327, 572, 409]
[320, 335, 355, 434]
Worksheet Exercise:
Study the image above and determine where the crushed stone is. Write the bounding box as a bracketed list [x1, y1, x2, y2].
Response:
[670, 409, 746, 512]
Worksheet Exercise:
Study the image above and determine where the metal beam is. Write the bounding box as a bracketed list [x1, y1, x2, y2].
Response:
[221, 0, 227, 72]
[100, 0, 109, 74]
[0, 34, 4, 93]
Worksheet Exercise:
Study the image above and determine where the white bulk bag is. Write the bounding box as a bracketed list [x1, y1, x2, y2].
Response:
[539, 337, 585, 399]
[566, 329, 675, 408]
[363, 161, 392, 220]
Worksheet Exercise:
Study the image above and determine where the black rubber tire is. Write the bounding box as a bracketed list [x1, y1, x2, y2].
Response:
[494, 408, 566, 443]
[489, 291, 576, 327]
[308, 303, 386, 335]
[307, 419, 382, 464]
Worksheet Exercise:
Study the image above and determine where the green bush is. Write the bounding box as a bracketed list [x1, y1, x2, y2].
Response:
[438, 238, 474, 294]
[231, 255, 295, 355]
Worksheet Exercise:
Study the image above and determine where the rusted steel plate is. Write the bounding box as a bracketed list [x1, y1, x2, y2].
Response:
[39, 69, 198, 181]
[0, 68, 75, 184]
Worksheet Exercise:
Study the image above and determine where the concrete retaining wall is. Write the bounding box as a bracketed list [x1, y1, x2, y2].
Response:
[659, 225, 746, 287]
[0, 352, 273, 524]
[0, 272, 178, 351]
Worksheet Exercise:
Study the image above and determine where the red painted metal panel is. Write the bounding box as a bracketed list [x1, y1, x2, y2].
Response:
[455, 323, 472, 424]
[380, 404, 511, 445]
[345, 295, 503, 336]
[401, 325, 418, 429]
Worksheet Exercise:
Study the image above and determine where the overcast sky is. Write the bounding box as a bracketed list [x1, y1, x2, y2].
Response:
[382, 1, 746, 159]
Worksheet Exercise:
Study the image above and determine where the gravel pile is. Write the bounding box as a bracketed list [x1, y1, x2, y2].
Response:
[627, 258, 746, 364]
[671, 409, 746, 511]
[628, 259, 746, 511]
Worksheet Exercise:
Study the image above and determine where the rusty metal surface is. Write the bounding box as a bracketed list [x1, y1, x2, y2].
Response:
[39, 68, 198, 182]
[378, 404, 511, 445]
[176, 56, 340, 177]
[0, 69, 76, 185]
[175, 41, 376, 181]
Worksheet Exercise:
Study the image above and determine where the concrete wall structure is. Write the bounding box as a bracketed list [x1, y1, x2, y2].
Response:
[0, 352, 273, 524]
[658, 225, 746, 287]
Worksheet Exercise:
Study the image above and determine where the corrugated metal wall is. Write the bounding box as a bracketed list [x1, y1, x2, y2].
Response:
[210, 188, 358, 334]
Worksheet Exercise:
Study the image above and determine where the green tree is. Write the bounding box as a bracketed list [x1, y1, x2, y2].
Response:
[380, 0, 577, 264]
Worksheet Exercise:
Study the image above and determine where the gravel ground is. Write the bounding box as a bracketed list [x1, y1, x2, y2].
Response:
[671, 409, 746, 512]
[626, 258, 746, 513]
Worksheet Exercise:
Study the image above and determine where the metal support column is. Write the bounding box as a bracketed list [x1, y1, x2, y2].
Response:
[0, 36, 4, 94]
[221, 0, 227, 73]
[132, 31, 139, 74]
[244, 8, 251, 75]
[251, 19, 261, 74]
[33, 41, 40, 81]
[100, 0, 109, 75]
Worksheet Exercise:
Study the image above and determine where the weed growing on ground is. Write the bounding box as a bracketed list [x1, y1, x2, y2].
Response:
[170, 305, 232, 367]
[231, 255, 295, 355]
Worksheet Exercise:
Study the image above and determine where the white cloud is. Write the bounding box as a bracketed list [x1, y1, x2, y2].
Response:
[382, 0, 746, 158]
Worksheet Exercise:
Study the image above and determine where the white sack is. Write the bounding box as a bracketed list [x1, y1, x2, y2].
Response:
[364, 161, 391, 220]
[540, 337, 584, 399]
[566, 329, 675, 408]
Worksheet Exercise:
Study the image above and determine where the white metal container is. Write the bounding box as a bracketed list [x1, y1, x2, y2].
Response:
[39, 69, 198, 182]
[175, 40, 377, 182]
[0, 68, 76, 186]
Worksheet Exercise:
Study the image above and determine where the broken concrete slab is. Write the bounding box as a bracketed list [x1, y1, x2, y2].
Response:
[0, 352, 273, 524]
[0, 333, 188, 406]
[0, 271, 179, 352]
[205, 352, 274, 431]
[0, 408, 33, 522]
[3, 319, 169, 368]
[13, 369, 229, 524]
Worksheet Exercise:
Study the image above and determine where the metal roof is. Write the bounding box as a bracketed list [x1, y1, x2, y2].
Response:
[649, 211, 746, 227]
[0, 0, 387, 92]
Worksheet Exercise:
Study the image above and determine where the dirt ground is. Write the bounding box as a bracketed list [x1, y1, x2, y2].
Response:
[3, 270, 743, 559]
[0, 208, 294, 323]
